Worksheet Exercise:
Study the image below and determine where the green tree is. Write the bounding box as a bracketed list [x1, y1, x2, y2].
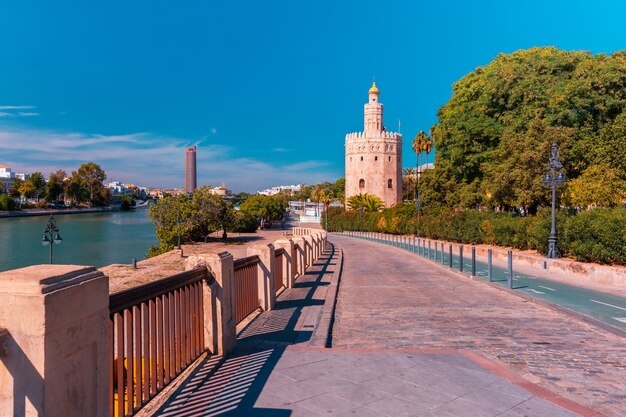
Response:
[347, 194, 383, 212]
[28, 172, 46, 200]
[433, 47, 626, 210]
[240, 195, 287, 222]
[45, 170, 67, 203]
[568, 164, 626, 208]
[72, 162, 107, 206]
[120, 194, 136, 210]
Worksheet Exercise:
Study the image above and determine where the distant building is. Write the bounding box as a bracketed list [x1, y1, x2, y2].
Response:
[14, 173, 30, 181]
[258, 184, 302, 196]
[345, 82, 402, 207]
[0, 166, 14, 179]
[210, 183, 232, 197]
[185, 146, 197, 193]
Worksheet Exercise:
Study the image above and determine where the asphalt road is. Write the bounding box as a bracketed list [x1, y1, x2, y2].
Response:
[340, 232, 626, 332]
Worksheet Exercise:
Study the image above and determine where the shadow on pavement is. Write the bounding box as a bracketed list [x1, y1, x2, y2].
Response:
[152, 243, 336, 417]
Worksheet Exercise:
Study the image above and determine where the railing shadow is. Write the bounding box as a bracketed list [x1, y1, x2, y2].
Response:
[153, 244, 336, 416]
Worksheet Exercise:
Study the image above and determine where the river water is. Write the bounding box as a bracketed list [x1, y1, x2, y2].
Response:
[0, 209, 158, 272]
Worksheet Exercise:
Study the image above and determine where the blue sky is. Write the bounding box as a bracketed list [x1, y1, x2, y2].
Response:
[1, 0, 625, 192]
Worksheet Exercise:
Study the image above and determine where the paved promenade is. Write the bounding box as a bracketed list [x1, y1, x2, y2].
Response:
[142, 237, 619, 417]
[332, 235, 625, 417]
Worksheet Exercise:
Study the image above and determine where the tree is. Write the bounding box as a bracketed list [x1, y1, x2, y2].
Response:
[412, 131, 431, 205]
[432, 47, 626, 210]
[18, 181, 35, 200]
[402, 168, 416, 201]
[72, 162, 107, 206]
[120, 194, 136, 210]
[568, 164, 626, 209]
[240, 195, 288, 223]
[28, 172, 46, 200]
[347, 194, 383, 212]
[46, 170, 67, 203]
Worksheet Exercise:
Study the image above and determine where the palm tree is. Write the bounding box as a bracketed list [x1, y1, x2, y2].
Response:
[412, 131, 430, 207]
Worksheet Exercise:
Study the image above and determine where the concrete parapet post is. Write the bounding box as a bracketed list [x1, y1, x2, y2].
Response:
[311, 233, 320, 260]
[292, 237, 306, 276]
[274, 239, 296, 288]
[0, 265, 110, 417]
[247, 243, 276, 311]
[186, 252, 236, 356]
[302, 235, 314, 267]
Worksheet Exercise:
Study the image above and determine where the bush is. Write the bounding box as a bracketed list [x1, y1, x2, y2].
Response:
[327, 204, 626, 266]
[147, 242, 175, 258]
[0, 194, 16, 211]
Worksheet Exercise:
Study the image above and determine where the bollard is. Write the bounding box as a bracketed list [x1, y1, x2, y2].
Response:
[471, 246, 476, 276]
[422, 239, 426, 256]
[449, 244, 453, 267]
[508, 250, 513, 289]
[488, 249, 493, 282]
[131, 258, 137, 269]
[459, 245, 464, 272]
[205, 235, 209, 243]
[441, 243, 445, 265]
[428, 240, 432, 259]
[434, 242, 438, 261]
[413, 237, 416, 253]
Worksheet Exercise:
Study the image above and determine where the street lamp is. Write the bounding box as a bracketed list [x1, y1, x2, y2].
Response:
[176, 212, 182, 250]
[41, 215, 63, 264]
[541, 143, 568, 259]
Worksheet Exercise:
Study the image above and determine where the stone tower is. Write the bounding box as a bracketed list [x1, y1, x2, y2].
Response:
[345, 82, 402, 207]
[185, 146, 197, 193]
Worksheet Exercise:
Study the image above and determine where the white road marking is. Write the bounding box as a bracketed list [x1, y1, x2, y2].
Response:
[590, 299, 626, 311]
[539, 285, 556, 291]
[525, 289, 546, 295]
[612, 317, 626, 324]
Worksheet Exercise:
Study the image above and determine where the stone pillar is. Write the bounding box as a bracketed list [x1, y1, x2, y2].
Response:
[292, 237, 306, 276]
[247, 243, 276, 311]
[274, 239, 295, 288]
[186, 252, 236, 356]
[0, 265, 110, 417]
[303, 235, 314, 266]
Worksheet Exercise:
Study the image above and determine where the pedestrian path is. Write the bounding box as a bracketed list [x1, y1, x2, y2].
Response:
[148, 240, 609, 417]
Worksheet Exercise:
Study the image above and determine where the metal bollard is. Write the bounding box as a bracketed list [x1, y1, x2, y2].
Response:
[471, 246, 476, 276]
[131, 258, 137, 269]
[428, 240, 432, 259]
[488, 249, 493, 282]
[423, 239, 426, 256]
[449, 244, 453, 267]
[459, 245, 464, 272]
[434, 242, 438, 261]
[508, 250, 513, 289]
[441, 243, 445, 264]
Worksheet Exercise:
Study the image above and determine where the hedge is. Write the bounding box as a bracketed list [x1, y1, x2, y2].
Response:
[324, 205, 626, 266]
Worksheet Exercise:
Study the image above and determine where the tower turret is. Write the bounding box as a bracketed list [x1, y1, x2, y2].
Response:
[364, 82, 383, 134]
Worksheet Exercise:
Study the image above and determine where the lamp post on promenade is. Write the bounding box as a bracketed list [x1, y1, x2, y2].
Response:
[541, 143, 568, 259]
[41, 215, 63, 264]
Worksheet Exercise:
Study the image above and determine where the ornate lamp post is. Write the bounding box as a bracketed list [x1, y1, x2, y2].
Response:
[541, 143, 568, 259]
[41, 215, 63, 264]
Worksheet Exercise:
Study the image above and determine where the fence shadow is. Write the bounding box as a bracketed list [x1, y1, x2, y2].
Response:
[153, 244, 336, 416]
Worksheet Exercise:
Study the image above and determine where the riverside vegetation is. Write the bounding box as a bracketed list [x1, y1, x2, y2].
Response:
[326, 47, 626, 266]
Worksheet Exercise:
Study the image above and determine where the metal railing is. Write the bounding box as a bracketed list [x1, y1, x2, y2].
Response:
[233, 255, 260, 324]
[274, 247, 285, 292]
[109, 268, 206, 417]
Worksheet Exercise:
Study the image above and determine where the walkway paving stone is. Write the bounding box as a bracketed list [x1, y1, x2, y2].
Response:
[149, 238, 611, 417]
[332, 235, 626, 417]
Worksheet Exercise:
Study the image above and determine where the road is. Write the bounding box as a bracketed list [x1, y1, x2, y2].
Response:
[340, 232, 626, 332]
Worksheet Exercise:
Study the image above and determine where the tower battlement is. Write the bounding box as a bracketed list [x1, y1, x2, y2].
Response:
[345, 131, 402, 141]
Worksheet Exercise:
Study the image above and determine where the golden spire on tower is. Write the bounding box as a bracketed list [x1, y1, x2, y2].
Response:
[368, 81, 379, 94]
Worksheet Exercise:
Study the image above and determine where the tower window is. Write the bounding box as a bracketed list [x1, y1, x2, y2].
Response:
[374, 156, 378, 161]
[359, 179, 365, 188]
[388, 156, 391, 161]
[360, 156, 363, 161]
[388, 179, 393, 189]
[350, 157, 352, 162]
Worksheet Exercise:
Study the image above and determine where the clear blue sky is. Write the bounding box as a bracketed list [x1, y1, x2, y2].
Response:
[1, 0, 625, 192]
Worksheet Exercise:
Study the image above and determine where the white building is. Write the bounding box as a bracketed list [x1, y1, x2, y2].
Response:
[0, 166, 14, 179]
[258, 184, 302, 196]
[14, 173, 30, 181]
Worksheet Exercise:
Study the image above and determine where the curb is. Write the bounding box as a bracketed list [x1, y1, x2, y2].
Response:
[308, 242, 344, 348]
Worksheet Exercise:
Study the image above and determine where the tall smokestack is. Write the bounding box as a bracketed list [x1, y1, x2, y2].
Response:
[185, 146, 197, 193]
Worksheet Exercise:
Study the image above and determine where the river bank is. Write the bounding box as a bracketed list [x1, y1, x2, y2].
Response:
[0, 206, 118, 219]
